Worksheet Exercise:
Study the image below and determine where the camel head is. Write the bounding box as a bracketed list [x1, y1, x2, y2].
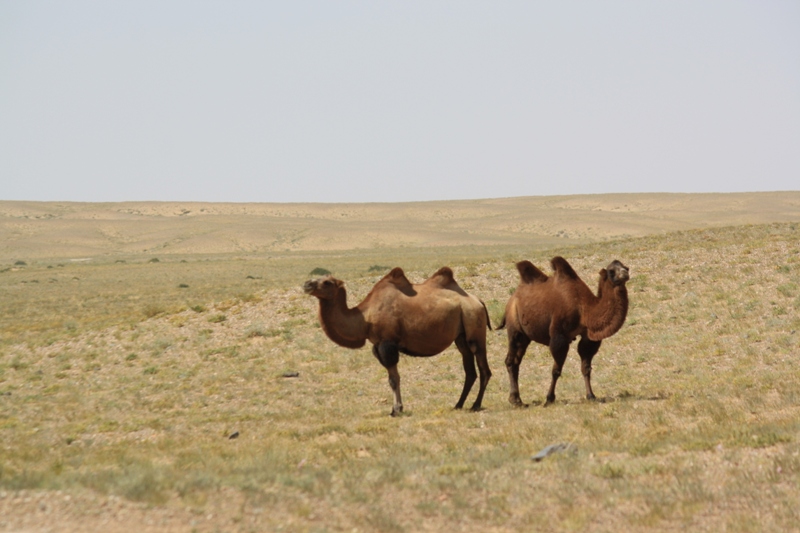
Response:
[303, 275, 345, 300]
[601, 260, 630, 287]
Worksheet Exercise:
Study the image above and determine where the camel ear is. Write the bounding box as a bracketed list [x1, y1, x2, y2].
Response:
[599, 269, 608, 281]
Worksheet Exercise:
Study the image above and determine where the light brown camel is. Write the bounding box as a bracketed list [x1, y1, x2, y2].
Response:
[303, 266, 492, 416]
[497, 256, 629, 406]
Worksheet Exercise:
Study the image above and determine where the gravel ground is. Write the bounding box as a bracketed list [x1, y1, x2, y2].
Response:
[0, 488, 261, 533]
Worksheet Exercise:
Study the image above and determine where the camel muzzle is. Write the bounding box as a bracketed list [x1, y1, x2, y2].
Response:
[302, 280, 317, 294]
[613, 268, 630, 285]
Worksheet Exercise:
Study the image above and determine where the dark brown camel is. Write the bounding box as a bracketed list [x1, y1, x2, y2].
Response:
[497, 257, 629, 406]
[303, 267, 492, 416]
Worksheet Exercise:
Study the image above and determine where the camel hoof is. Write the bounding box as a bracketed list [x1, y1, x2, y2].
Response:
[508, 395, 524, 407]
[390, 407, 404, 417]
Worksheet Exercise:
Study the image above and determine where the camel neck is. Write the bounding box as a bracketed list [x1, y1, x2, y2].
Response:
[586, 281, 629, 341]
[318, 289, 368, 349]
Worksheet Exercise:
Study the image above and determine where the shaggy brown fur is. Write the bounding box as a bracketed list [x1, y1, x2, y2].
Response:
[303, 267, 492, 416]
[497, 257, 629, 406]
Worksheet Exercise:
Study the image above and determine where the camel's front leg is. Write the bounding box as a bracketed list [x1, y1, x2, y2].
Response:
[578, 337, 601, 401]
[372, 341, 403, 416]
[387, 365, 403, 417]
[546, 333, 570, 404]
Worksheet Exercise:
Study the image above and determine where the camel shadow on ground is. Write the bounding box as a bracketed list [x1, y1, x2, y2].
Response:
[512, 390, 671, 408]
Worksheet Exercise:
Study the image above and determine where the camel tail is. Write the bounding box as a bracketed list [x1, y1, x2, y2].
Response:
[481, 301, 493, 331]
[496, 313, 506, 330]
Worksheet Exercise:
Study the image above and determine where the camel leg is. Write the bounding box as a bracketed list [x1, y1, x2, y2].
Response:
[546, 333, 570, 405]
[387, 365, 403, 416]
[454, 336, 477, 410]
[505, 331, 530, 407]
[468, 340, 492, 412]
[578, 337, 602, 401]
[372, 342, 403, 416]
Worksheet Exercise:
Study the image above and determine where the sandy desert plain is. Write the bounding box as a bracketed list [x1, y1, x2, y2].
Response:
[0, 191, 799, 532]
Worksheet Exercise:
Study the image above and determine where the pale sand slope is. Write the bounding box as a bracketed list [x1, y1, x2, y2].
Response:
[1, 192, 798, 260]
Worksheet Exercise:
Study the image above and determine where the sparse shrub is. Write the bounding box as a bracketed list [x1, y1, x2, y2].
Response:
[143, 304, 165, 318]
[116, 462, 169, 504]
[309, 267, 331, 276]
[178, 283, 189, 289]
[148, 258, 160, 263]
[151, 338, 172, 355]
[777, 283, 797, 297]
[202, 346, 239, 360]
[143, 366, 158, 375]
[191, 304, 207, 313]
[465, 263, 480, 277]
[368, 265, 391, 273]
[14, 260, 26, 266]
[485, 299, 504, 325]
[208, 314, 227, 324]
[731, 428, 792, 449]
[244, 324, 269, 338]
[595, 462, 625, 479]
[283, 306, 307, 317]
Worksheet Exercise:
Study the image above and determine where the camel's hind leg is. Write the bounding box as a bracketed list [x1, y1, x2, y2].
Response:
[578, 337, 602, 400]
[471, 340, 492, 412]
[453, 337, 477, 410]
[459, 336, 492, 412]
[505, 330, 531, 406]
[373, 342, 403, 416]
[453, 336, 478, 410]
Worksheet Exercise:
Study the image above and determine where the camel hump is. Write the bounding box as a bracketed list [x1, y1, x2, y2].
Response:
[551, 256, 579, 280]
[516, 260, 548, 284]
[427, 266, 455, 286]
[387, 266, 407, 280]
[376, 267, 413, 292]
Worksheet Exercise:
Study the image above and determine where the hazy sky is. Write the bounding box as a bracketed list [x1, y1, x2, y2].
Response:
[2, 1, 799, 203]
